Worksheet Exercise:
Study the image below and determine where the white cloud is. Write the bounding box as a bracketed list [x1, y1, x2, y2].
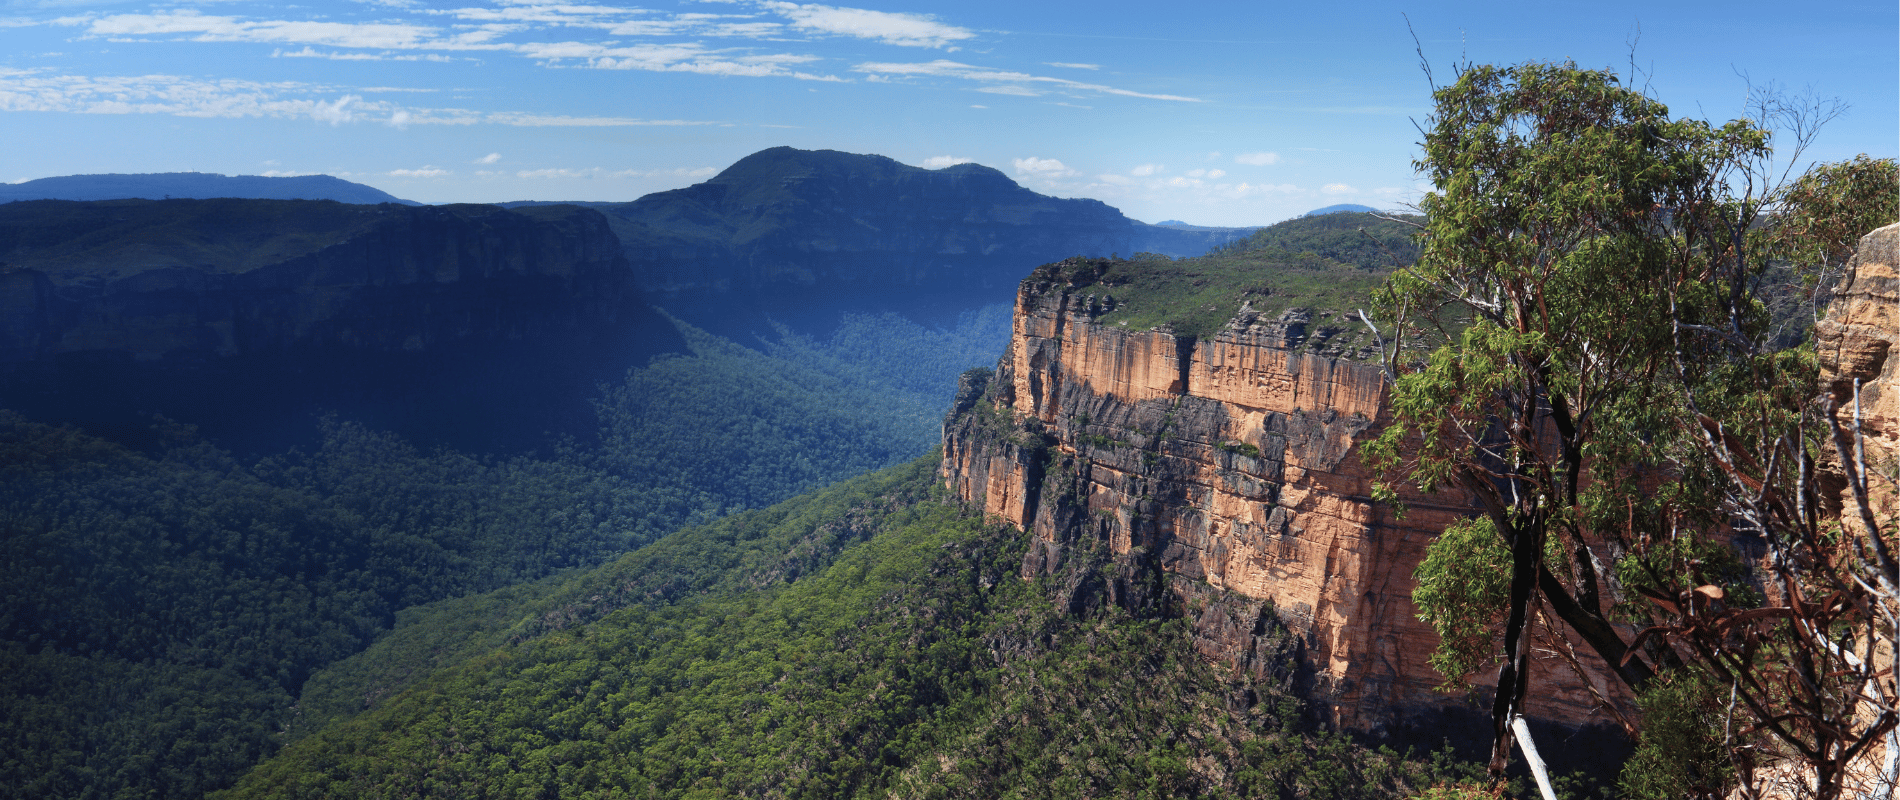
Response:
[760, 1, 973, 48]
[1130, 164, 1160, 176]
[1012, 157, 1076, 177]
[853, 59, 1200, 102]
[976, 85, 1038, 97]
[514, 166, 719, 179]
[1045, 62, 1098, 70]
[921, 155, 973, 169]
[1234, 151, 1280, 166]
[78, 10, 447, 50]
[1187, 168, 1225, 179]
[49, 7, 843, 82]
[1322, 183, 1356, 195]
[485, 111, 721, 126]
[1095, 174, 1133, 185]
[389, 166, 450, 177]
[259, 169, 316, 177]
[969, 104, 986, 108]
[0, 67, 730, 129]
[1226, 182, 1300, 196]
[476, 152, 502, 164]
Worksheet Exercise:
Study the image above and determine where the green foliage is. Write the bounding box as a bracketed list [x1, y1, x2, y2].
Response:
[222, 457, 1467, 799]
[1412, 517, 1511, 689]
[1023, 247, 1390, 347]
[1618, 672, 1732, 799]
[0, 303, 1011, 799]
[1217, 440, 1262, 459]
[1211, 210, 1423, 268]
[1767, 154, 1899, 275]
[592, 309, 1009, 515]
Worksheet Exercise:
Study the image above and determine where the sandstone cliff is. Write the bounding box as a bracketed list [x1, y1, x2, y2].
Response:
[941, 258, 1633, 737]
[1818, 222, 1899, 530]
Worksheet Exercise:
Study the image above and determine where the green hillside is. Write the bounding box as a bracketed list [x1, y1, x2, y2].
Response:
[218, 456, 1481, 800]
[1019, 212, 1423, 355]
[0, 309, 1009, 800]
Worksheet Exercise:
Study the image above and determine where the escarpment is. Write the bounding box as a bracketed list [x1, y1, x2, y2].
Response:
[941, 257, 1634, 735]
[0, 198, 681, 450]
[1818, 222, 1899, 540]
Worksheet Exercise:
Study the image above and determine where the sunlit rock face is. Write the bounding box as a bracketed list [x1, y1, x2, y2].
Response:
[941, 263, 1635, 737]
[1818, 222, 1899, 529]
[0, 199, 680, 450]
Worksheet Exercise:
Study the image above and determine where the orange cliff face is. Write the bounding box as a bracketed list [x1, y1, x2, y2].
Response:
[940, 259, 1634, 734]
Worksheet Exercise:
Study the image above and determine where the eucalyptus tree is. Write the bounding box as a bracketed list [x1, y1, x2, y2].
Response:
[1364, 59, 1897, 797]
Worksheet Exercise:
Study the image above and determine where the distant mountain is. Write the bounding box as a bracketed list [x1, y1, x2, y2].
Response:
[0, 198, 677, 451]
[532, 147, 1254, 333]
[1211, 210, 1423, 267]
[1152, 219, 1258, 233]
[1302, 203, 1378, 217]
[0, 172, 418, 205]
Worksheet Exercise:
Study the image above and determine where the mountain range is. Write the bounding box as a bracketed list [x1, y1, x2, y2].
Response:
[0, 172, 418, 205]
[0, 146, 1594, 800]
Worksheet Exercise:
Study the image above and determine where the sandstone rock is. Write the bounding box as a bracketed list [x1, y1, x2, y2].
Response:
[1818, 221, 1899, 531]
[942, 267, 1635, 735]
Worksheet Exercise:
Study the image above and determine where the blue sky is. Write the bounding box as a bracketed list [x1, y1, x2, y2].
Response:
[2, 0, 1894, 226]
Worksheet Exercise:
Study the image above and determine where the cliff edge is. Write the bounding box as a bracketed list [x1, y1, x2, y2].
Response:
[941, 257, 1633, 738]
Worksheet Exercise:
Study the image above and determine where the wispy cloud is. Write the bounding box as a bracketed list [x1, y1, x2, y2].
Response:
[1012, 156, 1076, 177]
[0, 67, 729, 127]
[854, 59, 1199, 102]
[389, 165, 450, 177]
[513, 166, 718, 179]
[760, 2, 972, 48]
[1045, 62, 1098, 70]
[45, 6, 851, 81]
[475, 152, 501, 164]
[1234, 151, 1279, 166]
[486, 111, 723, 126]
[920, 155, 972, 168]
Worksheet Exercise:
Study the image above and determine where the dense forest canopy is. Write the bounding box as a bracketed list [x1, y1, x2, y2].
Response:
[1, 61, 1893, 800]
[0, 308, 1009, 800]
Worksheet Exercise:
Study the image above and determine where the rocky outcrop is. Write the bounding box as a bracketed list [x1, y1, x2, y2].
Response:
[1818, 221, 1899, 528]
[942, 260, 1632, 736]
[0, 199, 681, 450]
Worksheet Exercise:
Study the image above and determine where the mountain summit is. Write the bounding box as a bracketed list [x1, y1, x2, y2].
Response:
[579, 147, 1252, 331]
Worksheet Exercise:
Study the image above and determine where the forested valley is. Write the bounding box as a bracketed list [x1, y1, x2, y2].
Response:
[0, 308, 1012, 799]
[1, 66, 1895, 799]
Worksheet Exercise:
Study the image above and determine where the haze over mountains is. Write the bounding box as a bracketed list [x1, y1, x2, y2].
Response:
[0, 172, 418, 205]
[0, 147, 1259, 449]
[0, 148, 1478, 800]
